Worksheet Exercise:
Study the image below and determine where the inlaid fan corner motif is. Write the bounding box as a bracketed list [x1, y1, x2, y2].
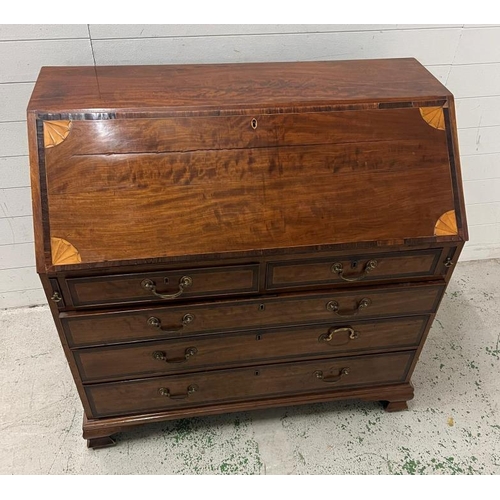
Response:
[434, 210, 458, 236]
[419, 107, 445, 131]
[44, 120, 72, 148]
[51, 237, 82, 265]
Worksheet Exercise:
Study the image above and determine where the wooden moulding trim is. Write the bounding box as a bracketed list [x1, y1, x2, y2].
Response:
[434, 210, 458, 236]
[36, 100, 448, 120]
[43, 120, 72, 148]
[419, 107, 445, 130]
[51, 237, 82, 265]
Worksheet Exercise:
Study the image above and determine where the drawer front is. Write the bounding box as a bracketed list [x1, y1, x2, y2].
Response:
[267, 249, 444, 290]
[62, 284, 444, 347]
[65, 264, 259, 307]
[75, 316, 429, 382]
[85, 351, 415, 417]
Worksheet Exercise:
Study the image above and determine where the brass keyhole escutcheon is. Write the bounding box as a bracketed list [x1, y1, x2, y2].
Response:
[251, 118, 258, 130]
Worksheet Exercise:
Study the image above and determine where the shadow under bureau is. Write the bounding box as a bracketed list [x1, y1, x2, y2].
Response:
[27, 58, 468, 448]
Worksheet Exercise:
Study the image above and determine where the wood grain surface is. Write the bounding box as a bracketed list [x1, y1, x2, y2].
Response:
[42, 107, 455, 266]
[266, 248, 442, 289]
[74, 316, 428, 383]
[66, 264, 259, 307]
[85, 351, 414, 417]
[82, 382, 416, 441]
[28, 59, 449, 113]
[61, 283, 444, 347]
[26, 59, 468, 445]
[44, 108, 445, 155]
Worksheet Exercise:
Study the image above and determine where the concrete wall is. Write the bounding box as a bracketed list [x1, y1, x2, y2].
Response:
[1, 24, 499, 308]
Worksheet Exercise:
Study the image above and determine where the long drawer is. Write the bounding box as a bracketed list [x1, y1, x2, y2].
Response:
[75, 316, 429, 382]
[85, 351, 415, 417]
[62, 283, 444, 347]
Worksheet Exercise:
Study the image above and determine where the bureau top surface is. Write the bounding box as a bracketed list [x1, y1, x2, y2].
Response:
[28, 58, 450, 113]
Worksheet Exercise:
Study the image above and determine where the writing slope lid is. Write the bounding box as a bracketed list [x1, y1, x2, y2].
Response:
[29, 61, 467, 271]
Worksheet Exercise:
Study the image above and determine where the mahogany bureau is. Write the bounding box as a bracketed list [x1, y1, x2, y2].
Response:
[27, 58, 468, 448]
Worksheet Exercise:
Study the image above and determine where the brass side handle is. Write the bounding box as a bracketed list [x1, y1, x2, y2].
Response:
[326, 298, 371, 317]
[158, 385, 198, 400]
[444, 257, 454, 268]
[314, 367, 349, 383]
[331, 260, 378, 282]
[147, 313, 194, 333]
[50, 291, 62, 303]
[152, 347, 197, 364]
[319, 327, 359, 343]
[141, 276, 193, 299]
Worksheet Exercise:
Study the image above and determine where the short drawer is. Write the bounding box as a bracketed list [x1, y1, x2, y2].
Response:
[65, 264, 259, 307]
[62, 283, 444, 347]
[74, 316, 429, 382]
[266, 248, 445, 290]
[86, 351, 415, 417]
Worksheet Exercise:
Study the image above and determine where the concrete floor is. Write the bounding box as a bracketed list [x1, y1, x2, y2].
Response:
[1, 259, 499, 474]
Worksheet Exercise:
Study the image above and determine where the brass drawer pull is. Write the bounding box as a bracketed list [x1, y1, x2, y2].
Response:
[319, 327, 359, 343]
[314, 368, 349, 383]
[141, 276, 193, 299]
[152, 347, 198, 364]
[331, 259, 377, 282]
[326, 298, 371, 317]
[147, 313, 194, 332]
[158, 385, 198, 400]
